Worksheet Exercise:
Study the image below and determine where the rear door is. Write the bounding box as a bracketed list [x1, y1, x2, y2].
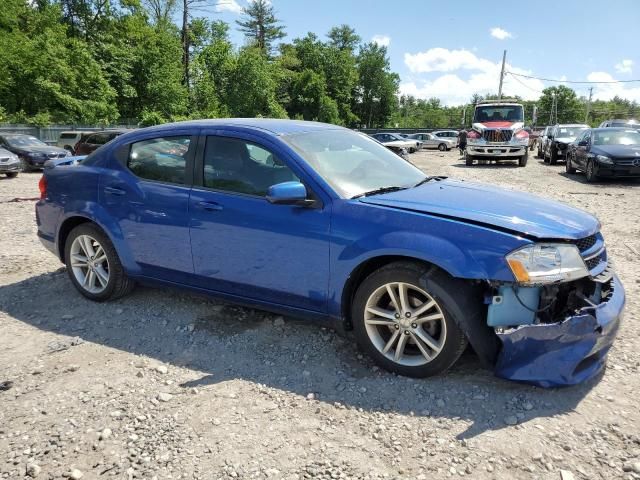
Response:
[101, 131, 196, 281]
[188, 130, 331, 312]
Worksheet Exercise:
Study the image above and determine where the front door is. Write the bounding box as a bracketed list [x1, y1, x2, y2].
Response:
[188, 131, 331, 313]
[101, 133, 195, 281]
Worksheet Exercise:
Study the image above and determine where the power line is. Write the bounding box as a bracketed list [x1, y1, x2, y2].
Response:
[506, 71, 640, 84]
[506, 73, 544, 93]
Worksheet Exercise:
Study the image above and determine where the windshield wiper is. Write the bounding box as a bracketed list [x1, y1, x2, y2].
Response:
[413, 175, 447, 187]
[351, 186, 408, 199]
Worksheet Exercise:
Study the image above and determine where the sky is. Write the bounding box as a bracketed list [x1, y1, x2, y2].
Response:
[212, 0, 640, 106]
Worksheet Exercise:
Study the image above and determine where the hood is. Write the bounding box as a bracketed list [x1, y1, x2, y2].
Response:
[554, 137, 578, 144]
[473, 121, 524, 131]
[592, 144, 640, 158]
[15, 145, 68, 155]
[359, 178, 599, 240]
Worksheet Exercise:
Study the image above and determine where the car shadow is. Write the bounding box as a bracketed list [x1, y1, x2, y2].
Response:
[558, 171, 640, 186]
[0, 271, 600, 439]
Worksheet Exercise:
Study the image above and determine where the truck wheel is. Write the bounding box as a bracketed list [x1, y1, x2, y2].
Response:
[585, 159, 598, 183]
[352, 262, 468, 378]
[464, 152, 474, 166]
[64, 223, 135, 302]
[566, 154, 576, 174]
[518, 153, 528, 167]
[438, 143, 447, 152]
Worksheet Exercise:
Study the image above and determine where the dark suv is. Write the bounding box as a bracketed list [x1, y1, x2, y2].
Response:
[74, 130, 128, 155]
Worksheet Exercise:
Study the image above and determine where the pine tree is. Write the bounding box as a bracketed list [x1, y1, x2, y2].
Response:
[236, 0, 285, 54]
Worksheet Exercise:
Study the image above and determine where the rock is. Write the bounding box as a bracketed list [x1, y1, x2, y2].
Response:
[523, 402, 534, 411]
[504, 416, 518, 426]
[273, 316, 285, 327]
[116, 308, 124, 314]
[155, 365, 168, 374]
[436, 399, 445, 408]
[99, 428, 112, 440]
[62, 314, 74, 320]
[157, 392, 173, 402]
[623, 462, 640, 474]
[26, 463, 41, 477]
[68, 469, 84, 480]
[560, 470, 575, 480]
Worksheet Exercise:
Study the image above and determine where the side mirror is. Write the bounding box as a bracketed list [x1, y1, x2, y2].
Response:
[266, 181, 313, 206]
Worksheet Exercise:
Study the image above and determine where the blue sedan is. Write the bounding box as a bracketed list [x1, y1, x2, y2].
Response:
[35, 119, 624, 387]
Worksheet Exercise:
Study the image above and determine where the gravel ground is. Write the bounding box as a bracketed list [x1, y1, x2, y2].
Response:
[1, 150, 640, 480]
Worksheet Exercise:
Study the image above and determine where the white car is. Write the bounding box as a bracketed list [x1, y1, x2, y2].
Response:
[57, 131, 94, 153]
[0, 147, 20, 178]
[406, 133, 456, 151]
[370, 133, 419, 153]
[432, 130, 459, 145]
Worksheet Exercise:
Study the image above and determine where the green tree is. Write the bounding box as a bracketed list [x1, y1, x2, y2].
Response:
[538, 85, 585, 124]
[236, 0, 285, 55]
[327, 24, 360, 52]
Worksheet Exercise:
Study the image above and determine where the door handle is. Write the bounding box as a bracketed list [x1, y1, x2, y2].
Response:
[104, 186, 126, 196]
[196, 200, 223, 211]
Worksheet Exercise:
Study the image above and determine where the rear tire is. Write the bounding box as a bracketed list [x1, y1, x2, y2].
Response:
[352, 262, 468, 378]
[5, 172, 18, 178]
[64, 223, 135, 302]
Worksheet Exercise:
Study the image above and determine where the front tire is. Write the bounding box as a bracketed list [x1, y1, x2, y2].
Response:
[438, 143, 447, 152]
[549, 147, 558, 165]
[20, 158, 33, 172]
[585, 159, 598, 183]
[5, 172, 18, 178]
[518, 153, 528, 167]
[64, 223, 135, 301]
[464, 151, 474, 166]
[352, 262, 468, 378]
[566, 154, 576, 174]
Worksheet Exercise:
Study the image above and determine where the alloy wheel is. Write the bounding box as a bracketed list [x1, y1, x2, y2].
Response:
[69, 234, 110, 294]
[364, 282, 447, 367]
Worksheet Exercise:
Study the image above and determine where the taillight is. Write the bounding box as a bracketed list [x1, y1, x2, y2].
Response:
[38, 175, 47, 199]
[467, 130, 481, 140]
[514, 130, 529, 139]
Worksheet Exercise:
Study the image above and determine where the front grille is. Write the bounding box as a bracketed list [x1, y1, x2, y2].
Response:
[482, 129, 513, 143]
[614, 158, 640, 166]
[575, 235, 597, 252]
[585, 251, 606, 270]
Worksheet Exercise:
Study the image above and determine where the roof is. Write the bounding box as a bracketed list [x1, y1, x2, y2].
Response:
[592, 127, 640, 132]
[476, 99, 522, 105]
[139, 119, 344, 136]
[554, 124, 589, 127]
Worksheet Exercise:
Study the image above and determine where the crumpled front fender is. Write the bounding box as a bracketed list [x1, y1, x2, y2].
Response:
[494, 275, 625, 388]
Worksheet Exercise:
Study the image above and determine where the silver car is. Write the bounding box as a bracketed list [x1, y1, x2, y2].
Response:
[407, 133, 456, 151]
[0, 147, 20, 178]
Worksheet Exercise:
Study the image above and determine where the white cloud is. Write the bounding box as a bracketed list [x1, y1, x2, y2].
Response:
[372, 35, 390, 47]
[586, 71, 640, 102]
[490, 27, 512, 40]
[216, 0, 243, 14]
[615, 59, 633, 74]
[401, 48, 544, 105]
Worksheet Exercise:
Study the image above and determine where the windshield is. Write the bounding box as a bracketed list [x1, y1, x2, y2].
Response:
[6, 136, 47, 148]
[611, 122, 640, 129]
[473, 105, 523, 123]
[593, 130, 640, 146]
[555, 127, 587, 138]
[284, 130, 425, 198]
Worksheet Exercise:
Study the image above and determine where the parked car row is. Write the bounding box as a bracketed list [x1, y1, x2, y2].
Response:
[368, 131, 458, 155]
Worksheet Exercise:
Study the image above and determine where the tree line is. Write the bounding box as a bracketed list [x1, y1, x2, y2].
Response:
[0, 0, 398, 128]
[1, 0, 638, 129]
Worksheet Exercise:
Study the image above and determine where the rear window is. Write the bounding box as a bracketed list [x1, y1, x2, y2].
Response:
[128, 136, 191, 184]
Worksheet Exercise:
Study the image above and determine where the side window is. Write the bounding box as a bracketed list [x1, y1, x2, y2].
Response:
[128, 136, 191, 184]
[203, 136, 300, 197]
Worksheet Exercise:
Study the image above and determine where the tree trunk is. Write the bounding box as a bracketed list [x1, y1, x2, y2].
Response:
[181, 0, 190, 88]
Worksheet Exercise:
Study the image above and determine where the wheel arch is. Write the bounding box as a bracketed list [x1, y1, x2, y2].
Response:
[57, 215, 93, 260]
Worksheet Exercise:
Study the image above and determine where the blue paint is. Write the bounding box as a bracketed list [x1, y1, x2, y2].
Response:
[34, 119, 626, 387]
[487, 286, 539, 327]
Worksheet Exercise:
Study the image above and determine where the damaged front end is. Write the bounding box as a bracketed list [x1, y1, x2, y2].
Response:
[486, 233, 625, 387]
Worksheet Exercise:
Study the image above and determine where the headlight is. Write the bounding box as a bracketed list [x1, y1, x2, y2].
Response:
[596, 155, 613, 165]
[506, 244, 589, 285]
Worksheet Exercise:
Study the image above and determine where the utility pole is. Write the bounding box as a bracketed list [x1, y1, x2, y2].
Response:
[462, 107, 466, 128]
[497, 50, 507, 99]
[584, 87, 593, 124]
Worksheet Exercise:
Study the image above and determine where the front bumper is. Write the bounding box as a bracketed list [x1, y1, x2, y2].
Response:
[494, 274, 624, 387]
[467, 145, 526, 157]
[0, 162, 20, 172]
[595, 163, 640, 178]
